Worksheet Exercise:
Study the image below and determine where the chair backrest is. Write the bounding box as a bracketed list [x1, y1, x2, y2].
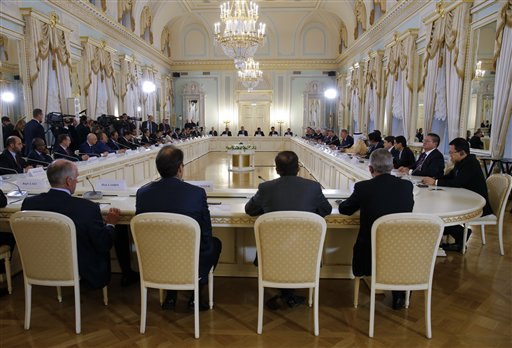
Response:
[371, 213, 444, 287]
[254, 211, 327, 284]
[130, 213, 200, 285]
[486, 174, 512, 220]
[10, 211, 78, 283]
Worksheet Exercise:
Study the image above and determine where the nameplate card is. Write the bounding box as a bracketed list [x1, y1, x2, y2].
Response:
[126, 149, 135, 155]
[186, 181, 213, 192]
[27, 167, 46, 177]
[238, 134, 246, 137]
[221, 134, 227, 137]
[95, 179, 127, 191]
[107, 153, 117, 159]
[255, 134, 262, 137]
[284, 134, 292, 137]
[18, 178, 47, 190]
[87, 156, 98, 163]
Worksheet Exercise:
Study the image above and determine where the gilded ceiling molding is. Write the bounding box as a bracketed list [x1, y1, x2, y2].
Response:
[46, 0, 171, 69]
[171, 59, 339, 72]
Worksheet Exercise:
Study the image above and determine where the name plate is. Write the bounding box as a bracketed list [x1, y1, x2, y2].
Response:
[126, 149, 135, 155]
[95, 179, 127, 191]
[238, 134, 246, 137]
[107, 152, 117, 158]
[87, 156, 98, 163]
[255, 134, 262, 137]
[18, 178, 47, 190]
[27, 167, 46, 177]
[186, 181, 213, 192]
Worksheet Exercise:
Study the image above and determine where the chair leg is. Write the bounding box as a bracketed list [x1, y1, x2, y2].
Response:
[102, 287, 108, 306]
[57, 286, 62, 303]
[159, 289, 164, 306]
[405, 290, 410, 309]
[5, 255, 12, 294]
[369, 286, 376, 337]
[308, 288, 313, 307]
[209, 267, 214, 309]
[24, 282, 31, 330]
[257, 284, 264, 334]
[354, 277, 360, 308]
[194, 285, 199, 339]
[140, 286, 147, 334]
[425, 289, 432, 339]
[498, 222, 504, 256]
[74, 283, 81, 334]
[462, 225, 469, 255]
[314, 285, 319, 336]
[481, 224, 486, 245]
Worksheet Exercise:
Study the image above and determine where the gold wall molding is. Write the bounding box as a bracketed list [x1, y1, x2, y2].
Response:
[171, 58, 339, 72]
[46, 0, 171, 70]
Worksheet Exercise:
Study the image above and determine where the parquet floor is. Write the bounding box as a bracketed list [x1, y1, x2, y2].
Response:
[0, 153, 510, 347]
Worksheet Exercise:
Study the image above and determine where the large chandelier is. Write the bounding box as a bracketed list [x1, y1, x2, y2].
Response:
[214, 1, 266, 70]
[238, 58, 263, 91]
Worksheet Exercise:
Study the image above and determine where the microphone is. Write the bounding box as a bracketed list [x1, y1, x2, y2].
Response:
[0, 179, 28, 198]
[257, 175, 266, 182]
[110, 139, 131, 149]
[83, 175, 103, 200]
[53, 151, 79, 161]
[0, 166, 20, 175]
[78, 152, 100, 157]
[22, 157, 51, 167]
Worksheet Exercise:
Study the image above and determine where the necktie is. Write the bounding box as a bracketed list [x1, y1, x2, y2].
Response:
[414, 152, 427, 171]
[15, 154, 22, 171]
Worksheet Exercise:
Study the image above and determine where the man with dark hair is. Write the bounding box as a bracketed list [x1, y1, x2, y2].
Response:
[339, 149, 414, 310]
[237, 126, 248, 136]
[339, 129, 354, 149]
[269, 126, 279, 136]
[24, 108, 46, 156]
[159, 118, 171, 134]
[383, 135, 400, 163]
[21, 159, 121, 289]
[325, 129, 340, 146]
[2, 116, 14, 147]
[221, 127, 232, 136]
[245, 151, 332, 310]
[0, 136, 31, 174]
[136, 146, 222, 310]
[75, 115, 91, 145]
[53, 134, 89, 161]
[141, 115, 158, 136]
[416, 128, 424, 142]
[423, 138, 492, 252]
[27, 137, 53, 167]
[393, 135, 416, 169]
[365, 132, 384, 158]
[469, 129, 484, 149]
[400, 133, 445, 178]
[254, 127, 265, 136]
[208, 127, 218, 136]
[284, 128, 293, 136]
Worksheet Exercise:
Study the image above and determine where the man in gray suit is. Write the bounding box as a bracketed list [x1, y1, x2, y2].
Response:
[245, 151, 332, 309]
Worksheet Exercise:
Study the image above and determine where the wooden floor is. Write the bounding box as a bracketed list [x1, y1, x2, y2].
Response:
[0, 152, 511, 347]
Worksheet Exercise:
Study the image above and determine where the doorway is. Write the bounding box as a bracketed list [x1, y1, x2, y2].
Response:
[238, 102, 270, 135]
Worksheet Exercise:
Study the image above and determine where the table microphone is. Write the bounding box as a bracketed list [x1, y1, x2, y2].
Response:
[110, 140, 131, 149]
[257, 175, 266, 182]
[0, 177, 28, 198]
[53, 152, 79, 161]
[83, 176, 103, 200]
[78, 152, 100, 157]
[21, 157, 51, 167]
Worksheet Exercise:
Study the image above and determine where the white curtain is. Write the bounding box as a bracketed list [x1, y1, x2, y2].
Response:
[142, 68, 156, 117]
[392, 74, 404, 136]
[351, 89, 360, 132]
[120, 57, 140, 117]
[491, 0, 512, 158]
[336, 75, 346, 130]
[25, 15, 72, 114]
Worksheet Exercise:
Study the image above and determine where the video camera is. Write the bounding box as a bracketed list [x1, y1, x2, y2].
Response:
[45, 112, 76, 128]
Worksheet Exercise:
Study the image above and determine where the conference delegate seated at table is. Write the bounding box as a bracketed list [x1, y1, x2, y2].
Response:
[237, 126, 248, 136]
[399, 133, 445, 178]
[269, 127, 279, 136]
[221, 127, 232, 136]
[209, 127, 218, 136]
[254, 128, 265, 136]
[324, 129, 340, 147]
[53, 134, 89, 161]
[284, 128, 293, 136]
[365, 132, 384, 159]
[0, 136, 31, 174]
[393, 135, 415, 169]
[383, 136, 400, 163]
[338, 129, 354, 149]
[118, 132, 138, 150]
[27, 137, 53, 167]
[79, 133, 102, 157]
[95, 132, 116, 154]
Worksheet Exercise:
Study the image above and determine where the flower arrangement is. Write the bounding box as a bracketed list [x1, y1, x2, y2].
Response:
[226, 143, 256, 151]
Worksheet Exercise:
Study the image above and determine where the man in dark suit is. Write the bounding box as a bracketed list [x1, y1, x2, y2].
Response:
[400, 133, 445, 178]
[269, 126, 279, 136]
[141, 115, 158, 136]
[53, 134, 89, 161]
[254, 127, 265, 136]
[24, 108, 46, 156]
[118, 132, 137, 150]
[0, 136, 31, 174]
[383, 136, 400, 163]
[423, 138, 492, 252]
[338, 149, 414, 310]
[136, 146, 222, 310]
[237, 126, 248, 136]
[284, 128, 293, 136]
[469, 129, 484, 149]
[79, 133, 100, 156]
[325, 129, 340, 146]
[159, 118, 171, 134]
[245, 151, 332, 310]
[27, 137, 53, 167]
[75, 115, 91, 146]
[339, 129, 354, 149]
[21, 160, 121, 289]
[208, 127, 218, 136]
[2, 116, 14, 147]
[365, 132, 384, 158]
[393, 135, 416, 169]
[221, 127, 232, 136]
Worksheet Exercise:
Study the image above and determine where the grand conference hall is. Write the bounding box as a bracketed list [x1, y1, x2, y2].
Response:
[0, 0, 511, 346]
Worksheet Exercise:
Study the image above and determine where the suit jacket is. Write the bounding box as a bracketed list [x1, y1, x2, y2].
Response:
[269, 131, 279, 136]
[208, 130, 218, 136]
[79, 142, 98, 156]
[141, 121, 158, 134]
[437, 154, 492, 216]
[366, 141, 384, 158]
[24, 119, 45, 156]
[159, 123, 171, 134]
[325, 135, 340, 146]
[140, 135, 152, 145]
[118, 136, 137, 150]
[245, 176, 332, 217]
[394, 147, 416, 168]
[0, 149, 26, 174]
[389, 147, 400, 163]
[411, 148, 445, 178]
[3, 124, 14, 146]
[338, 174, 414, 276]
[339, 135, 354, 148]
[254, 131, 265, 136]
[469, 136, 484, 149]
[75, 123, 90, 146]
[107, 140, 120, 151]
[284, 131, 293, 136]
[94, 141, 114, 154]
[136, 177, 215, 277]
[53, 144, 80, 161]
[221, 131, 232, 136]
[27, 150, 53, 167]
[21, 189, 114, 289]
[237, 130, 248, 136]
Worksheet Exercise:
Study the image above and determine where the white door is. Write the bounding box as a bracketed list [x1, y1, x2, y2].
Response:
[238, 103, 270, 135]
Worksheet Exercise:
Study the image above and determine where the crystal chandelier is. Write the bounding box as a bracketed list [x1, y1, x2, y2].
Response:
[238, 58, 263, 91]
[214, 1, 266, 70]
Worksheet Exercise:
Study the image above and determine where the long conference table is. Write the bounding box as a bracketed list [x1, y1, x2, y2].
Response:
[0, 136, 485, 279]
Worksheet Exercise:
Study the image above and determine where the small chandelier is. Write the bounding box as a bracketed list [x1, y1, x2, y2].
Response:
[238, 58, 263, 91]
[214, 1, 266, 70]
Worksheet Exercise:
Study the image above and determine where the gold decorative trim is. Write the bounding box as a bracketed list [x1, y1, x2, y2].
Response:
[441, 209, 483, 224]
[171, 58, 339, 72]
